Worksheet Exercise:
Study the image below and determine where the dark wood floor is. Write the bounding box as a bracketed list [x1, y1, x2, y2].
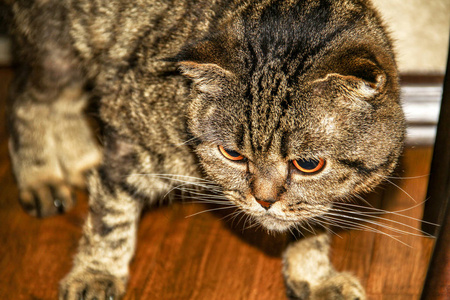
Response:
[0, 68, 435, 299]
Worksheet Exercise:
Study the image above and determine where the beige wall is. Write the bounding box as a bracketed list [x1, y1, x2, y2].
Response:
[373, 0, 450, 74]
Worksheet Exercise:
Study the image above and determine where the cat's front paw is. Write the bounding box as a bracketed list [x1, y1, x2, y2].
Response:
[59, 270, 126, 300]
[9, 111, 101, 217]
[313, 272, 365, 300]
[285, 272, 365, 300]
[18, 180, 75, 218]
[285, 278, 311, 300]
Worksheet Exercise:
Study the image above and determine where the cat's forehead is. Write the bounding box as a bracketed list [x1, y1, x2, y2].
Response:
[218, 89, 331, 160]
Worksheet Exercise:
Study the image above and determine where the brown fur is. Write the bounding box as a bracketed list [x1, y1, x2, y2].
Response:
[6, 0, 405, 299]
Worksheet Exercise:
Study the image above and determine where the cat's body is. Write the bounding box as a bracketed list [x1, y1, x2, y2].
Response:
[7, 0, 405, 299]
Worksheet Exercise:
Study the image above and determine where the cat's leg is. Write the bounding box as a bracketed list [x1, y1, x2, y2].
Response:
[9, 75, 101, 217]
[59, 169, 141, 300]
[9, 71, 102, 217]
[59, 134, 172, 299]
[8, 3, 101, 217]
[283, 233, 365, 300]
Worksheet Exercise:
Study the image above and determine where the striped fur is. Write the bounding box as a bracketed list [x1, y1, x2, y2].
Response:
[7, 0, 404, 299]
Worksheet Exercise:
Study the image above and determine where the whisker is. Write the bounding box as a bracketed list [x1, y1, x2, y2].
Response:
[174, 189, 228, 200]
[332, 202, 438, 226]
[303, 221, 317, 235]
[323, 210, 427, 238]
[288, 226, 296, 237]
[221, 209, 242, 223]
[376, 173, 430, 180]
[237, 210, 248, 224]
[292, 224, 306, 238]
[163, 182, 192, 198]
[323, 224, 342, 238]
[353, 194, 374, 208]
[307, 219, 343, 238]
[318, 215, 411, 246]
[320, 215, 402, 238]
[243, 218, 260, 231]
[130, 174, 220, 189]
[243, 214, 252, 231]
[185, 206, 235, 218]
[228, 211, 246, 228]
[177, 136, 200, 147]
[382, 178, 418, 203]
[187, 201, 235, 206]
[176, 131, 214, 147]
[178, 188, 226, 197]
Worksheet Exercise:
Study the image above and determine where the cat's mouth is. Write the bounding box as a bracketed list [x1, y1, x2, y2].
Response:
[224, 191, 329, 232]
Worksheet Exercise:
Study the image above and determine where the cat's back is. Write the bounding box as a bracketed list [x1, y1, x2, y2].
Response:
[11, 0, 388, 74]
[67, 0, 217, 64]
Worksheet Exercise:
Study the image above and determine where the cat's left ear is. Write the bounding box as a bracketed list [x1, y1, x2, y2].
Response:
[312, 53, 396, 101]
[177, 61, 234, 94]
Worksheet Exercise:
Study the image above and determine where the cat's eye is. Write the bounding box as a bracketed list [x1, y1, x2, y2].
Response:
[293, 158, 325, 174]
[218, 145, 245, 161]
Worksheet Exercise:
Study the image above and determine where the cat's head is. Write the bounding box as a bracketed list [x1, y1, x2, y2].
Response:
[173, 2, 405, 232]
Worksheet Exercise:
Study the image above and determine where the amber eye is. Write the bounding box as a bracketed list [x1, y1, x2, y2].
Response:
[293, 158, 325, 173]
[218, 145, 245, 161]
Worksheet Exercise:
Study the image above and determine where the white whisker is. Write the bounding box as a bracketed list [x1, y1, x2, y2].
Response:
[307, 219, 342, 238]
[353, 194, 374, 208]
[243, 217, 260, 231]
[221, 210, 242, 223]
[318, 215, 410, 246]
[377, 174, 429, 180]
[333, 202, 438, 227]
[185, 206, 235, 218]
[383, 178, 418, 203]
[324, 210, 427, 238]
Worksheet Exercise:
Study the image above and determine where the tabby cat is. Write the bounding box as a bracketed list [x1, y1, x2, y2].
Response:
[7, 0, 405, 299]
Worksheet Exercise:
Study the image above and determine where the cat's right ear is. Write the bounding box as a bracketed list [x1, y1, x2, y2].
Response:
[164, 36, 236, 94]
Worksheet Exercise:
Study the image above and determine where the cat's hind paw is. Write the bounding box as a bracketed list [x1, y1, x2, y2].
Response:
[59, 271, 126, 300]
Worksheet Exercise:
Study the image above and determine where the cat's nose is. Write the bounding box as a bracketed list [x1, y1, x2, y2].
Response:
[255, 198, 276, 210]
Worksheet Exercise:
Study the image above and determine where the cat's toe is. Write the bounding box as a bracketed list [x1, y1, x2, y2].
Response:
[285, 279, 311, 300]
[19, 182, 75, 217]
[59, 271, 125, 300]
[313, 272, 365, 300]
[54, 119, 102, 188]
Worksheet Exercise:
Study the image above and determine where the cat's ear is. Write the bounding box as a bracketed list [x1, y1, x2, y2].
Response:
[312, 55, 393, 101]
[178, 61, 234, 94]
[166, 37, 235, 94]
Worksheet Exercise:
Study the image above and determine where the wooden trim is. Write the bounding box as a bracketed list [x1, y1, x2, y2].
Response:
[422, 55, 450, 235]
[421, 45, 450, 299]
[401, 80, 443, 146]
[401, 74, 445, 85]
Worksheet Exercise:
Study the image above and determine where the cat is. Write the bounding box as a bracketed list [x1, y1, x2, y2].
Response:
[6, 0, 405, 299]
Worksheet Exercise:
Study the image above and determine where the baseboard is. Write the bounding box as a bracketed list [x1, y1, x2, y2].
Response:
[401, 76, 444, 146]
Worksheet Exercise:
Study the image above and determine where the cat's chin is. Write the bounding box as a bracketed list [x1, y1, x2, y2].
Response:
[257, 215, 297, 233]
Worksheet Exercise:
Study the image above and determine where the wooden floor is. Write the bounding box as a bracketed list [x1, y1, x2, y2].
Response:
[0, 68, 436, 299]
